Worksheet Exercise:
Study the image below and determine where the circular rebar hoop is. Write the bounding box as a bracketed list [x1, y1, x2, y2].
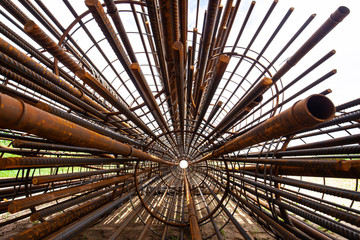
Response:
[0, 1, 358, 240]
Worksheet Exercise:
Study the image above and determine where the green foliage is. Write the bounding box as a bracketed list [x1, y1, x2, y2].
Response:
[0, 139, 10, 146]
[0, 170, 20, 178]
[0, 138, 20, 158]
[0, 165, 83, 178]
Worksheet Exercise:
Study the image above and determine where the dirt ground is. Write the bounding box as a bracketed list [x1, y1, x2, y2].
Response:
[0, 197, 275, 240]
[69, 197, 275, 240]
[2, 192, 349, 240]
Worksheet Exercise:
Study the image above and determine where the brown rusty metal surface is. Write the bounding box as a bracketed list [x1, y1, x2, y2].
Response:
[173, 41, 185, 136]
[130, 63, 171, 134]
[194, 94, 335, 164]
[32, 168, 123, 185]
[184, 172, 202, 240]
[0, 93, 169, 164]
[24, 20, 81, 74]
[8, 173, 134, 213]
[12, 139, 111, 155]
[10, 185, 134, 240]
[0, 2, 359, 240]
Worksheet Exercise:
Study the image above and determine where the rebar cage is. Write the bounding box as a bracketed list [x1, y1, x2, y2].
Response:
[0, 0, 359, 240]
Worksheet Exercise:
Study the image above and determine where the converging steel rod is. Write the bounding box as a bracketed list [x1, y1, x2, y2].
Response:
[0, 93, 171, 165]
[192, 94, 335, 164]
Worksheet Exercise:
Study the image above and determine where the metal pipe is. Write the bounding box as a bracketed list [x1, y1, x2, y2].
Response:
[0, 93, 170, 165]
[35, 102, 143, 147]
[225, 48, 336, 143]
[193, 94, 335, 164]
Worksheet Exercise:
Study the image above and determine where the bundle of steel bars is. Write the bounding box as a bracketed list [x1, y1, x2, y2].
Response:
[0, 0, 359, 239]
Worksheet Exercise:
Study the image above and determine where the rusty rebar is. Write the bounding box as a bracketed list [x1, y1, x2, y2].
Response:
[12, 140, 110, 155]
[193, 94, 335, 164]
[184, 172, 202, 240]
[0, 93, 170, 165]
[0, 2, 358, 240]
[8, 173, 134, 213]
[271, 7, 350, 83]
[173, 41, 185, 140]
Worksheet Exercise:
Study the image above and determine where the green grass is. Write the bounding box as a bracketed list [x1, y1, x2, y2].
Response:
[0, 170, 20, 178]
[1, 138, 90, 178]
[0, 139, 20, 177]
[0, 138, 20, 158]
[0, 167, 83, 178]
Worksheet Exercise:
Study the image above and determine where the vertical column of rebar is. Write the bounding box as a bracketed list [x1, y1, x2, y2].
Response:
[173, 41, 185, 151]
[193, 0, 220, 117]
[184, 171, 202, 240]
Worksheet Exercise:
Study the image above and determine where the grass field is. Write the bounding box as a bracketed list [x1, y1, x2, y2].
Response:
[0, 167, 85, 178]
[1, 138, 91, 178]
[0, 139, 20, 178]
